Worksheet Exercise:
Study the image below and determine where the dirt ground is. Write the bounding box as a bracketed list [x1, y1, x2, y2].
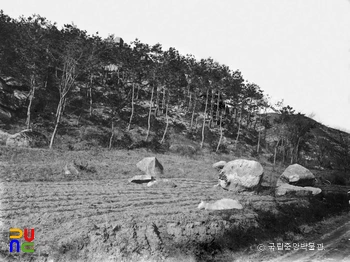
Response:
[0, 147, 348, 262]
[250, 211, 350, 262]
[274, 218, 350, 262]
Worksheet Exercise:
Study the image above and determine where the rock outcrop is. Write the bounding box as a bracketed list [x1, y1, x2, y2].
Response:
[217, 159, 264, 192]
[276, 164, 315, 187]
[136, 157, 164, 179]
[0, 77, 27, 121]
[212, 161, 227, 171]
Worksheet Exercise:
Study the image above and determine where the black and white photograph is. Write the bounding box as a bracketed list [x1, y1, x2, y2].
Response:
[1, 1, 350, 261]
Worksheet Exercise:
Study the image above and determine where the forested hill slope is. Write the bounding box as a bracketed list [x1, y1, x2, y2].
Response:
[0, 10, 349, 173]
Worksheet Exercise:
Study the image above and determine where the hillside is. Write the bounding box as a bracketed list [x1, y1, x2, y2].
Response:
[1, 73, 350, 179]
[0, 11, 350, 176]
[1, 10, 350, 262]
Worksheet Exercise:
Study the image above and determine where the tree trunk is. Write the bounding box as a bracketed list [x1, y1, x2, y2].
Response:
[160, 98, 169, 144]
[155, 86, 159, 116]
[190, 95, 196, 129]
[26, 75, 35, 130]
[234, 107, 238, 123]
[50, 56, 77, 149]
[89, 74, 93, 116]
[162, 86, 166, 113]
[264, 115, 268, 147]
[273, 139, 281, 166]
[216, 113, 223, 152]
[257, 130, 261, 153]
[216, 90, 220, 124]
[109, 120, 114, 150]
[127, 83, 135, 131]
[61, 98, 66, 116]
[200, 89, 209, 148]
[185, 85, 190, 112]
[209, 89, 214, 128]
[253, 116, 258, 130]
[188, 92, 192, 113]
[295, 137, 301, 163]
[234, 110, 242, 149]
[246, 113, 251, 128]
[146, 85, 155, 141]
[49, 97, 65, 149]
[136, 84, 140, 100]
[282, 137, 285, 163]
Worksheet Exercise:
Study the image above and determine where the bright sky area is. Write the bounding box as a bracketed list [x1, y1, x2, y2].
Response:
[2, 0, 350, 132]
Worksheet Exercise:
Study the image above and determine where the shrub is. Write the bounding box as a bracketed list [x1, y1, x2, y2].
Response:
[323, 170, 350, 186]
[169, 144, 200, 158]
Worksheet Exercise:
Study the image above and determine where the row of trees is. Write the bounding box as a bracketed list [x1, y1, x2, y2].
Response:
[0, 11, 330, 168]
[0, 12, 105, 147]
[270, 104, 315, 165]
[0, 11, 272, 149]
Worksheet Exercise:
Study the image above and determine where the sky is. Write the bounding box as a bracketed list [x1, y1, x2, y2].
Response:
[2, 0, 350, 132]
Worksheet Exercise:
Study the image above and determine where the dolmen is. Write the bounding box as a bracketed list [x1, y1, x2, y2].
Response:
[275, 164, 321, 196]
[129, 157, 176, 187]
[214, 159, 264, 192]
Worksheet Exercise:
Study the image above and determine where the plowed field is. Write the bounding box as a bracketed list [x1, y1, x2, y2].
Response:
[0, 147, 348, 262]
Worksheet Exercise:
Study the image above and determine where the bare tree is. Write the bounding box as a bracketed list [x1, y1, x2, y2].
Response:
[25, 73, 36, 129]
[200, 89, 209, 148]
[234, 109, 242, 149]
[49, 56, 78, 149]
[160, 95, 170, 144]
[109, 119, 115, 150]
[146, 85, 155, 141]
[216, 114, 223, 152]
[127, 83, 135, 131]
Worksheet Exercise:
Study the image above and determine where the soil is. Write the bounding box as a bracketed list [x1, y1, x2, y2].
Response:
[0, 147, 348, 262]
[249, 212, 350, 262]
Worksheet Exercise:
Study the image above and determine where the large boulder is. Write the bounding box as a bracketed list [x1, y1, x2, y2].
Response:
[276, 164, 315, 187]
[217, 159, 264, 192]
[276, 183, 322, 196]
[212, 161, 227, 171]
[136, 157, 164, 179]
[275, 164, 321, 197]
[6, 130, 48, 148]
[0, 84, 27, 111]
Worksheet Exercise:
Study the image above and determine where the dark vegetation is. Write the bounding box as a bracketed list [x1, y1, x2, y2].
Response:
[1, 11, 350, 262]
[0, 10, 349, 177]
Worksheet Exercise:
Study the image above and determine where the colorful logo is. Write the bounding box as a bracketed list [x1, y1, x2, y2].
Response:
[9, 228, 35, 253]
